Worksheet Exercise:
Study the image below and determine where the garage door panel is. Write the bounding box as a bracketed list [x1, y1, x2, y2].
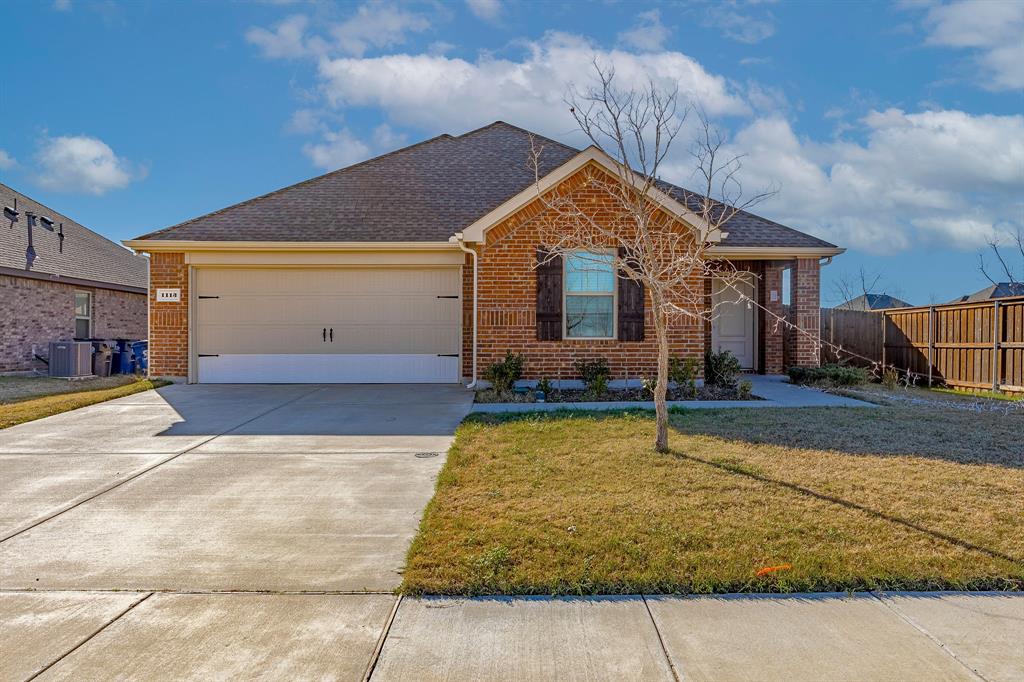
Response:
[197, 295, 459, 328]
[198, 324, 460, 355]
[195, 267, 461, 383]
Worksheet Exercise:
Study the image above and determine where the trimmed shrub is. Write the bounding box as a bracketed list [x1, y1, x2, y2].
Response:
[484, 352, 524, 394]
[669, 356, 699, 399]
[704, 349, 741, 388]
[787, 363, 868, 387]
[575, 357, 611, 396]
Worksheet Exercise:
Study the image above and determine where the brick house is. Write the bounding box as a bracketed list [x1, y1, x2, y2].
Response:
[124, 122, 842, 384]
[1, 183, 148, 373]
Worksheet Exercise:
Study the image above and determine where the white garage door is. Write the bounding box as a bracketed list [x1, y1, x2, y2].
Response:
[195, 268, 461, 383]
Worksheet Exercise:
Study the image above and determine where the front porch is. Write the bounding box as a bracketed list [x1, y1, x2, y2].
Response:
[708, 257, 823, 374]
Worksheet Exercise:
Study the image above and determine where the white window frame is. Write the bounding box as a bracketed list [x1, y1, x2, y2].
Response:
[74, 290, 92, 339]
[563, 249, 617, 340]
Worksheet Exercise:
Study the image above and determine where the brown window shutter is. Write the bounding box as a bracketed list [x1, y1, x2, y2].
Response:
[536, 249, 563, 341]
[618, 247, 645, 342]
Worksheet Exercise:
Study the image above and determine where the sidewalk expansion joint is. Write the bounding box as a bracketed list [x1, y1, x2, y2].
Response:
[25, 592, 153, 681]
[0, 385, 327, 544]
[641, 595, 682, 682]
[363, 595, 402, 681]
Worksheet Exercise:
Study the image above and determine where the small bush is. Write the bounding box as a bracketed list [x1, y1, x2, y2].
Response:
[484, 352, 524, 394]
[787, 364, 868, 387]
[641, 376, 657, 396]
[575, 357, 610, 396]
[669, 356, 699, 398]
[738, 379, 753, 399]
[881, 367, 899, 389]
[536, 377, 553, 396]
[704, 349, 741, 388]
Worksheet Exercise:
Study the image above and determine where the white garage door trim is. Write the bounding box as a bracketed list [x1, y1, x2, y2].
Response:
[193, 266, 462, 384]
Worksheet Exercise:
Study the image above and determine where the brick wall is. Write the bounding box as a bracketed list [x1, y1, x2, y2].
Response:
[762, 262, 786, 373]
[0, 274, 146, 372]
[148, 252, 189, 378]
[463, 166, 705, 381]
[791, 257, 821, 367]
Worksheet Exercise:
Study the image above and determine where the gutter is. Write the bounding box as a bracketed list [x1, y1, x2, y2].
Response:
[450, 232, 478, 389]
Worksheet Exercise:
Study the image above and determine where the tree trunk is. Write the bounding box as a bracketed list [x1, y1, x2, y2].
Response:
[653, 301, 670, 452]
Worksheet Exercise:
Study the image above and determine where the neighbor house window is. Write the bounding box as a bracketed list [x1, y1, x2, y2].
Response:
[74, 290, 92, 339]
[564, 251, 616, 338]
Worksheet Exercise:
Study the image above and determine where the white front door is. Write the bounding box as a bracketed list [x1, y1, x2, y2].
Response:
[711, 274, 756, 370]
[194, 267, 462, 383]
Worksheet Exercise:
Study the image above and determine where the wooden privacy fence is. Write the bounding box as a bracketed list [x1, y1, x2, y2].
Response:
[822, 296, 1024, 393]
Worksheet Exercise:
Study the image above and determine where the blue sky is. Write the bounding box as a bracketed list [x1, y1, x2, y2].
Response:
[2, 0, 1022, 305]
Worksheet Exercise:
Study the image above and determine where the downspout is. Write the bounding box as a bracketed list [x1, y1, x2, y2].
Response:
[451, 233, 478, 389]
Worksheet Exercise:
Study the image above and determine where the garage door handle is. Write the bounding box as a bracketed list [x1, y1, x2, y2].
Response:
[322, 328, 327, 342]
[437, 295, 459, 299]
[329, 328, 333, 342]
[437, 354, 458, 357]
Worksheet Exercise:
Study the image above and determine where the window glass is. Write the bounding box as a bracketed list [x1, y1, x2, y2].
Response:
[566, 294, 614, 338]
[75, 291, 91, 317]
[75, 318, 91, 339]
[565, 252, 615, 293]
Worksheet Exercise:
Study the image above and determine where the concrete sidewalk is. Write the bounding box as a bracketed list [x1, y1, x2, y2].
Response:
[472, 374, 874, 413]
[7, 591, 1019, 680]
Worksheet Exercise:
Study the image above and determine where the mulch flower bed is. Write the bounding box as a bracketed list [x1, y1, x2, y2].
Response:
[474, 384, 759, 403]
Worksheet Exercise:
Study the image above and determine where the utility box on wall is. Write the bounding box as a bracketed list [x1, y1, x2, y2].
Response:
[48, 341, 94, 378]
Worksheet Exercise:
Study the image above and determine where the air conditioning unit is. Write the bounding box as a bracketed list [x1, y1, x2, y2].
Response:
[49, 341, 94, 378]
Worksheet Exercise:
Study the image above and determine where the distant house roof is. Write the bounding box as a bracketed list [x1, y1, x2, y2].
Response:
[1, 183, 148, 292]
[131, 121, 839, 252]
[836, 293, 911, 311]
[948, 282, 1024, 304]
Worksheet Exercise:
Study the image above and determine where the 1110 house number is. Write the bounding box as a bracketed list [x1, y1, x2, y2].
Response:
[156, 288, 181, 302]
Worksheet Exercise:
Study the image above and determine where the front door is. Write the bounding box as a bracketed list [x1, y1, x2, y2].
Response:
[711, 274, 756, 370]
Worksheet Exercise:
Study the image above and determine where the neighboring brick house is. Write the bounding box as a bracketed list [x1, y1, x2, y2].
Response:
[125, 122, 842, 384]
[1, 183, 148, 373]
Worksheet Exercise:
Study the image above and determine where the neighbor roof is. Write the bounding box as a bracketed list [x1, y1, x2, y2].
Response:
[836, 293, 911, 311]
[132, 121, 838, 251]
[948, 282, 1024, 304]
[1, 183, 148, 291]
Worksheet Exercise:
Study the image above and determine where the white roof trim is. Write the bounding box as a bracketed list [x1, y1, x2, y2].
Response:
[123, 240, 459, 253]
[460, 146, 721, 243]
[706, 245, 846, 259]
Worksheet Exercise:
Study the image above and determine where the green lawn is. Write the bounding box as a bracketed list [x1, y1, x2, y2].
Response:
[402, 401, 1024, 595]
[0, 377, 171, 429]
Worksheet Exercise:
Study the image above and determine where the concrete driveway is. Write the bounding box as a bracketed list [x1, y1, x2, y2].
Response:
[0, 383, 472, 680]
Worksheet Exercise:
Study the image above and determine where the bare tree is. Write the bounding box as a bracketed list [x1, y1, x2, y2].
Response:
[830, 266, 905, 308]
[526, 63, 775, 452]
[978, 227, 1023, 285]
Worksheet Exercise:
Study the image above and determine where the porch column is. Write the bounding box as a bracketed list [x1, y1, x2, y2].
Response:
[762, 261, 785, 374]
[791, 257, 821, 367]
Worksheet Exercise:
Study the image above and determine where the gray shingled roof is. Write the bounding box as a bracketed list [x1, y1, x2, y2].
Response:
[948, 282, 1024, 304]
[836, 293, 912, 311]
[1, 183, 148, 290]
[134, 121, 838, 251]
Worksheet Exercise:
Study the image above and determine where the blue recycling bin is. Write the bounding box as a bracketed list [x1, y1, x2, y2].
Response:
[114, 339, 135, 374]
[131, 340, 148, 372]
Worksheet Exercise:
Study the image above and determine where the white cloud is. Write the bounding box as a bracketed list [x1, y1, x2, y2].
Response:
[302, 128, 371, 169]
[53, 0, 71, 11]
[316, 32, 748, 137]
[371, 123, 407, 150]
[466, 0, 501, 22]
[286, 108, 326, 134]
[617, 9, 670, 52]
[247, 3, 430, 60]
[246, 14, 310, 59]
[702, 5, 776, 44]
[692, 109, 1024, 253]
[329, 2, 431, 57]
[0, 149, 16, 170]
[33, 135, 141, 195]
[921, 0, 1024, 90]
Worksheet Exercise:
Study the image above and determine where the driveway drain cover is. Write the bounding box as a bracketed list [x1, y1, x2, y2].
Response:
[415, 452, 440, 458]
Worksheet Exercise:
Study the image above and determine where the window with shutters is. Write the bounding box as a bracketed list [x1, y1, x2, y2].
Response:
[564, 251, 616, 339]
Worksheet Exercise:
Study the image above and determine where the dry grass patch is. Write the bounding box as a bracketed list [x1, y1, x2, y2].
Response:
[403, 405, 1023, 595]
[0, 378, 171, 429]
[0, 374, 140, 403]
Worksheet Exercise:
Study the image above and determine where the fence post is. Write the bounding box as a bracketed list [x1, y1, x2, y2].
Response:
[881, 311, 887, 370]
[992, 300, 1001, 392]
[928, 306, 934, 387]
